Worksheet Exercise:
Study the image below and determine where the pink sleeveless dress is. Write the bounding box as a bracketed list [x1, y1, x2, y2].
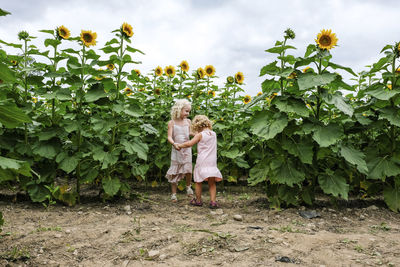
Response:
[193, 130, 222, 183]
[165, 123, 192, 183]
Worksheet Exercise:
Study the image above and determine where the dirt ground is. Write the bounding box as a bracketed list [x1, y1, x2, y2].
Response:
[1, 184, 400, 267]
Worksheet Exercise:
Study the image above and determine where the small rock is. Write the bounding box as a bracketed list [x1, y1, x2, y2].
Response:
[367, 205, 378, 211]
[255, 209, 260, 212]
[210, 211, 217, 215]
[233, 214, 243, 221]
[148, 250, 160, 258]
[263, 217, 269, 222]
[201, 248, 207, 253]
[73, 250, 78, 256]
[159, 254, 167, 260]
[122, 260, 130, 267]
[215, 209, 224, 215]
[123, 205, 131, 212]
[54, 233, 62, 238]
[328, 208, 336, 213]
[167, 235, 172, 240]
[342, 216, 351, 222]
[65, 229, 71, 234]
[127, 211, 132, 215]
[359, 214, 365, 220]
[39, 248, 44, 254]
[78, 211, 83, 215]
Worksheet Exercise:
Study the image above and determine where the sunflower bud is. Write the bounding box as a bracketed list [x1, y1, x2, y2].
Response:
[284, 28, 296, 40]
[226, 76, 234, 84]
[18, 31, 29, 40]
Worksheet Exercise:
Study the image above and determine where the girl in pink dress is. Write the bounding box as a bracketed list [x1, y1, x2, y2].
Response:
[176, 115, 222, 209]
[166, 99, 194, 202]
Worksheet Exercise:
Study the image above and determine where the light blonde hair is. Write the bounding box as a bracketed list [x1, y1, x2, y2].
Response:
[171, 99, 191, 120]
[191, 115, 212, 133]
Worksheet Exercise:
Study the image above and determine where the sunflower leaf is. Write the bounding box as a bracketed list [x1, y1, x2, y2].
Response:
[312, 123, 343, 147]
[328, 62, 356, 76]
[250, 110, 288, 140]
[0, 8, 11, 16]
[126, 45, 145, 55]
[366, 84, 398, 100]
[379, 107, 400, 127]
[297, 73, 337, 90]
[318, 171, 349, 199]
[265, 45, 297, 54]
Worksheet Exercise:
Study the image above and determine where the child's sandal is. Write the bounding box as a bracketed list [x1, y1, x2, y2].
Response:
[190, 198, 203, 206]
[209, 201, 219, 209]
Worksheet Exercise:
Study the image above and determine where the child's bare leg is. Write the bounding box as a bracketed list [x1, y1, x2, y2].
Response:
[185, 173, 192, 187]
[195, 182, 202, 202]
[171, 183, 177, 194]
[208, 177, 217, 202]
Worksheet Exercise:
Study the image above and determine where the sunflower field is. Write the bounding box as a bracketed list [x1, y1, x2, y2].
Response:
[0, 12, 400, 211]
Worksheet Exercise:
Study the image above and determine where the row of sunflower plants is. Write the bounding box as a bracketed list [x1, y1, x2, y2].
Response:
[247, 28, 400, 211]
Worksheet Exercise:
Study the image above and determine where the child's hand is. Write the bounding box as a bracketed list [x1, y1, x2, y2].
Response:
[173, 143, 181, 150]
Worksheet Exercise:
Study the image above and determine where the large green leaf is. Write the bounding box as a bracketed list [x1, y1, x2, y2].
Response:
[270, 159, 305, 186]
[328, 62, 356, 76]
[250, 110, 288, 140]
[274, 97, 309, 117]
[0, 8, 11, 16]
[318, 171, 349, 199]
[383, 180, 400, 212]
[220, 147, 245, 159]
[85, 83, 107, 102]
[0, 62, 16, 82]
[297, 73, 337, 90]
[27, 184, 49, 203]
[33, 142, 60, 159]
[248, 161, 270, 186]
[102, 177, 121, 196]
[312, 123, 343, 147]
[278, 185, 298, 206]
[260, 61, 279, 76]
[379, 107, 400, 127]
[265, 45, 296, 54]
[59, 156, 79, 174]
[0, 156, 31, 177]
[366, 84, 399, 100]
[322, 91, 354, 117]
[281, 138, 313, 164]
[121, 138, 148, 160]
[367, 156, 400, 180]
[124, 104, 144, 117]
[340, 145, 368, 174]
[0, 102, 31, 128]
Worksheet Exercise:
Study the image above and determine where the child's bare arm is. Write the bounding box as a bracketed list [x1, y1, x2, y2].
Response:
[167, 120, 175, 145]
[178, 133, 202, 148]
[187, 118, 194, 136]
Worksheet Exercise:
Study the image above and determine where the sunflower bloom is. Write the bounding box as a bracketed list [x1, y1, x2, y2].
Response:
[315, 29, 338, 50]
[208, 90, 215, 97]
[155, 66, 163, 76]
[205, 65, 216, 77]
[80, 30, 97, 47]
[197, 68, 205, 79]
[11, 60, 18, 66]
[165, 65, 176, 78]
[32, 97, 38, 103]
[303, 66, 311, 73]
[243, 95, 251, 104]
[57, 25, 70, 40]
[124, 87, 133, 96]
[287, 72, 297, 79]
[257, 92, 262, 96]
[134, 69, 141, 76]
[235, 72, 244, 84]
[121, 22, 134, 38]
[180, 60, 189, 72]
[398, 43, 400, 52]
[187, 95, 191, 99]
[107, 63, 115, 71]
[387, 84, 392, 90]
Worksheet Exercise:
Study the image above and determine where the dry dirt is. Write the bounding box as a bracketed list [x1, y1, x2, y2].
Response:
[1, 185, 400, 267]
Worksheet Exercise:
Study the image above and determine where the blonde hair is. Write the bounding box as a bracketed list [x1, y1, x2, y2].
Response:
[171, 99, 191, 120]
[191, 115, 213, 133]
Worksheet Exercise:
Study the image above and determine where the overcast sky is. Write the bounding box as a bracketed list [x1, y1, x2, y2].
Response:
[1, 0, 400, 96]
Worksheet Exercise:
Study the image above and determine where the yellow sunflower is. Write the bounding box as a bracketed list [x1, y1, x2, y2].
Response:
[387, 84, 392, 90]
[32, 97, 38, 103]
[57, 25, 70, 40]
[315, 29, 338, 50]
[80, 30, 97, 47]
[235, 72, 244, 84]
[396, 67, 400, 74]
[134, 69, 141, 76]
[303, 66, 311, 73]
[155, 66, 163, 76]
[187, 95, 191, 99]
[107, 63, 115, 71]
[243, 95, 251, 104]
[197, 68, 206, 79]
[398, 43, 400, 52]
[121, 22, 134, 38]
[165, 65, 176, 78]
[208, 90, 216, 97]
[226, 76, 234, 84]
[257, 92, 262, 96]
[11, 60, 18, 66]
[205, 65, 216, 77]
[180, 60, 189, 72]
[288, 72, 297, 79]
[124, 87, 133, 96]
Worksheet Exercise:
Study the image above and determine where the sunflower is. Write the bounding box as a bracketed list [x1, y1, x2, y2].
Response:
[226, 76, 234, 84]
[95, 68, 105, 80]
[124, 87, 133, 96]
[32, 97, 38, 103]
[80, 30, 97, 47]
[154, 88, 161, 95]
[315, 29, 338, 50]
[197, 68, 206, 79]
[257, 92, 262, 96]
[134, 69, 141, 76]
[155, 66, 163, 76]
[107, 63, 115, 71]
[208, 90, 216, 97]
[303, 66, 311, 73]
[287, 72, 297, 79]
[398, 43, 400, 52]
[139, 87, 145, 92]
[387, 84, 392, 90]
[10, 60, 18, 66]
[165, 65, 176, 78]
[121, 22, 133, 38]
[179, 60, 189, 72]
[235, 72, 244, 84]
[243, 95, 251, 104]
[187, 95, 191, 99]
[204, 65, 215, 77]
[57, 25, 70, 40]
